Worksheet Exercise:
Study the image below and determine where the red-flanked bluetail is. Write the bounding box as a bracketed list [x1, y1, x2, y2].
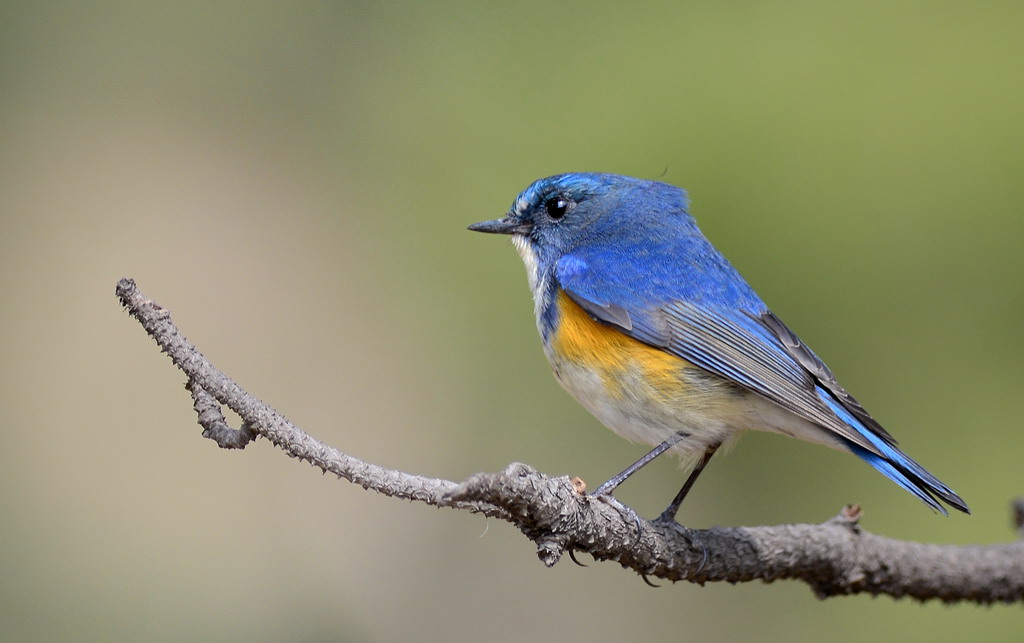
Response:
[470, 173, 968, 520]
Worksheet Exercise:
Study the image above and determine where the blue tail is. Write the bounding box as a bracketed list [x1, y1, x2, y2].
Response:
[845, 442, 969, 515]
[823, 393, 969, 515]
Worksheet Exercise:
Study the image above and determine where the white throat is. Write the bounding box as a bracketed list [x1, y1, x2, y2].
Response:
[511, 234, 551, 329]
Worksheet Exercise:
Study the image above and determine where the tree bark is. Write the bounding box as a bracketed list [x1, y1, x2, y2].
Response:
[116, 278, 1024, 603]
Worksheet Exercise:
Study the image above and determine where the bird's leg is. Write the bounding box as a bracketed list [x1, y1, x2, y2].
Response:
[592, 431, 689, 497]
[654, 442, 720, 524]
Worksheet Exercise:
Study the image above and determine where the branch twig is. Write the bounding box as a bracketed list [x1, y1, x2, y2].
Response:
[116, 278, 1024, 603]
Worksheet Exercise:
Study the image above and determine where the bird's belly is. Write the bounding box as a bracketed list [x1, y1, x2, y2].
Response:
[544, 291, 843, 459]
[547, 350, 744, 456]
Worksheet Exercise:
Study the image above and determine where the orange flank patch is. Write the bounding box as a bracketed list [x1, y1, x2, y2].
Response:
[550, 290, 688, 399]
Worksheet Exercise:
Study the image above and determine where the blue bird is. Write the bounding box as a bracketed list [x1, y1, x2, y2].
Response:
[469, 173, 968, 520]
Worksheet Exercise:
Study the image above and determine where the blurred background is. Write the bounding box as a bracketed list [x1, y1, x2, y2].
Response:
[2, 2, 1022, 641]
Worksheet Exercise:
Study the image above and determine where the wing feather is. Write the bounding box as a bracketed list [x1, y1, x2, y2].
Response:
[558, 254, 891, 455]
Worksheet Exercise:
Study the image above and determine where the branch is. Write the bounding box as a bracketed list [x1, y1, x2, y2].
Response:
[116, 278, 1024, 603]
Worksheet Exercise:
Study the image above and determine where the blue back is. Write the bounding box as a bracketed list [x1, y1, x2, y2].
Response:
[493, 173, 968, 515]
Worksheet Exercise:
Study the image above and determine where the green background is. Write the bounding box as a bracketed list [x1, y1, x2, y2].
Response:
[3, 2, 1022, 641]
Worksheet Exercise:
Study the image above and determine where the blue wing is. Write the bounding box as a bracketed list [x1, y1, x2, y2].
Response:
[555, 240, 968, 514]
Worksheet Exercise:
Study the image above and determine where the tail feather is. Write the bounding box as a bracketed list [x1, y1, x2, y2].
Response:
[821, 392, 969, 514]
[846, 442, 969, 515]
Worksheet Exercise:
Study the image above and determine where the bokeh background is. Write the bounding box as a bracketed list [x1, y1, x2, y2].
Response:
[3, 2, 1022, 641]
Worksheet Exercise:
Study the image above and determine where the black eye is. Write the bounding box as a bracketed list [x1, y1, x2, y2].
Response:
[544, 197, 571, 220]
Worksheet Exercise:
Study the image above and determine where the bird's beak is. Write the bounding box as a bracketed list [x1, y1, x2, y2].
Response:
[467, 217, 531, 235]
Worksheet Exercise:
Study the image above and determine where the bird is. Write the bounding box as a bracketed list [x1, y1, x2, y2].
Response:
[468, 172, 968, 521]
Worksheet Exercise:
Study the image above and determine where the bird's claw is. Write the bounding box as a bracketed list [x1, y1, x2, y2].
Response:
[650, 514, 708, 578]
[590, 492, 644, 548]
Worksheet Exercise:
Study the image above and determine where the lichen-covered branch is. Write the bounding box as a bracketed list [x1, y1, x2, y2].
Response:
[116, 278, 1024, 603]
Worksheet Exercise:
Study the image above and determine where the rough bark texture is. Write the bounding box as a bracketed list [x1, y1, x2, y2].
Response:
[116, 278, 1024, 603]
